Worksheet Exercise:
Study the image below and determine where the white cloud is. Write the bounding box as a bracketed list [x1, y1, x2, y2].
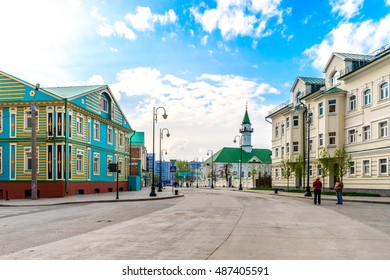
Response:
[0, 0, 90, 85]
[126, 6, 177, 31]
[191, 0, 288, 40]
[303, 14, 390, 71]
[329, 0, 364, 19]
[109, 67, 278, 159]
[387, 0, 390, 6]
[201, 35, 209, 45]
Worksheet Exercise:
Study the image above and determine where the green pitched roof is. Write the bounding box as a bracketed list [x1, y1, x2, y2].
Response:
[43, 85, 106, 98]
[131, 132, 145, 145]
[205, 147, 271, 164]
[298, 77, 325, 85]
[242, 109, 251, 124]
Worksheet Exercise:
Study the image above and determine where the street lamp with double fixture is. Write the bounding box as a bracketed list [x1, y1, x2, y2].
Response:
[159, 128, 170, 192]
[207, 150, 214, 188]
[233, 135, 243, 190]
[295, 100, 312, 197]
[30, 83, 40, 200]
[150, 107, 168, 197]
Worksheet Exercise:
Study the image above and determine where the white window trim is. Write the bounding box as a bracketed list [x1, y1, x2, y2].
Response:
[76, 150, 84, 174]
[93, 120, 100, 141]
[24, 147, 39, 174]
[107, 126, 113, 145]
[76, 115, 84, 135]
[362, 159, 371, 177]
[379, 82, 389, 101]
[363, 125, 371, 141]
[379, 121, 388, 138]
[0, 146, 2, 174]
[328, 99, 337, 114]
[24, 107, 39, 132]
[107, 155, 113, 176]
[93, 152, 100, 175]
[348, 160, 356, 177]
[378, 158, 388, 176]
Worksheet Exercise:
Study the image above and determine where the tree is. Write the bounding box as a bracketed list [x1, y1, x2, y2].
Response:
[280, 157, 293, 190]
[318, 148, 332, 190]
[174, 160, 191, 183]
[334, 147, 352, 181]
[220, 163, 232, 187]
[289, 154, 304, 188]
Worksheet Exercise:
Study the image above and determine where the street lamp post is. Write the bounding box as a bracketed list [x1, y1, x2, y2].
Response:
[234, 135, 243, 190]
[150, 106, 168, 197]
[31, 83, 40, 200]
[159, 128, 170, 192]
[207, 150, 214, 188]
[296, 101, 312, 197]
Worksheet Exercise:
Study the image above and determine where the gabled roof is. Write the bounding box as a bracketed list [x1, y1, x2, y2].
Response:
[204, 147, 272, 165]
[291, 76, 325, 92]
[43, 85, 106, 99]
[323, 52, 375, 72]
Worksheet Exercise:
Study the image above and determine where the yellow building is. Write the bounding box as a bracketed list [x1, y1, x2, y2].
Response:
[266, 43, 390, 194]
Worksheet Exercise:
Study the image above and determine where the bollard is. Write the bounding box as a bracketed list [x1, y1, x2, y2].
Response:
[175, 189, 179, 195]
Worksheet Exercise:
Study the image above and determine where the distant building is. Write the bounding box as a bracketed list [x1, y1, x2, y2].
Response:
[0, 70, 134, 199]
[203, 107, 272, 188]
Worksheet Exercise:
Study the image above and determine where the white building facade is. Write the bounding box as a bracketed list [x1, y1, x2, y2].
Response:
[266, 43, 390, 194]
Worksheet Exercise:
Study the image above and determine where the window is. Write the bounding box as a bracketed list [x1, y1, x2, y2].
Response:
[275, 125, 279, 138]
[275, 168, 279, 178]
[25, 110, 38, 130]
[296, 92, 303, 103]
[363, 126, 371, 141]
[308, 165, 313, 176]
[318, 102, 324, 116]
[281, 147, 284, 157]
[93, 153, 100, 175]
[379, 121, 388, 138]
[293, 141, 299, 152]
[380, 82, 389, 100]
[363, 89, 372, 106]
[348, 129, 356, 143]
[379, 158, 388, 175]
[281, 123, 285, 135]
[317, 164, 322, 176]
[119, 131, 125, 147]
[349, 161, 356, 176]
[107, 126, 113, 144]
[293, 116, 299, 127]
[309, 139, 313, 151]
[349, 95, 356, 111]
[286, 117, 290, 128]
[24, 147, 38, 172]
[107, 155, 113, 176]
[319, 133, 323, 147]
[328, 100, 336, 113]
[363, 160, 370, 176]
[275, 148, 279, 158]
[329, 132, 336, 145]
[93, 121, 100, 140]
[76, 116, 83, 135]
[330, 71, 339, 86]
[76, 151, 84, 173]
[100, 95, 109, 113]
[286, 143, 290, 154]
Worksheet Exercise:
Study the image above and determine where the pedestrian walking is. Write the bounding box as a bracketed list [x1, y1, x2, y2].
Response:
[334, 177, 344, 204]
[313, 176, 322, 205]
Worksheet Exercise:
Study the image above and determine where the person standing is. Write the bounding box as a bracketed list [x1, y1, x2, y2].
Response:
[334, 177, 344, 204]
[313, 176, 322, 205]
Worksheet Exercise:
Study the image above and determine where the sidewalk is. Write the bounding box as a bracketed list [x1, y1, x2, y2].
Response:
[1, 186, 389, 207]
[0, 187, 183, 207]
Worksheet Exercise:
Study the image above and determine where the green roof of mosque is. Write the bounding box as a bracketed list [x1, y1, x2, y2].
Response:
[242, 109, 251, 124]
[204, 147, 272, 164]
[43, 85, 106, 98]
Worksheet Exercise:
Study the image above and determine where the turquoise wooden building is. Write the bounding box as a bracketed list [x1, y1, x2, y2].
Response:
[0, 70, 134, 199]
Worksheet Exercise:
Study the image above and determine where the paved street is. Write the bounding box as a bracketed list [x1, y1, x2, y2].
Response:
[1, 187, 390, 260]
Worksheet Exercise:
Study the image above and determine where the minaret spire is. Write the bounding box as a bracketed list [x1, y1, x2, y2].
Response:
[240, 104, 253, 153]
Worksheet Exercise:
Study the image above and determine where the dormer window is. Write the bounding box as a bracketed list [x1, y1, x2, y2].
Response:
[101, 95, 109, 113]
[330, 71, 339, 87]
[296, 91, 303, 103]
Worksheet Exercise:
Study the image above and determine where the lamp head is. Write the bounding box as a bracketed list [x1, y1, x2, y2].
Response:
[35, 83, 40, 91]
[162, 112, 168, 119]
[233, 139, 237, 143]
[166, 132, 170, 137]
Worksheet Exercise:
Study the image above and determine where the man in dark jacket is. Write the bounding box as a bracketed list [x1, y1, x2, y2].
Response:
[313, 177, 322, 205]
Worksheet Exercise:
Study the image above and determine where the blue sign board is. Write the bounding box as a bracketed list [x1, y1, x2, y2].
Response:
[178, 172, 192, 177]
[170, 166, 176, 172]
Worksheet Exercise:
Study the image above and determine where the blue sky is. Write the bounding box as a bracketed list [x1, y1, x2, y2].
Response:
[1, 0, 390, 161]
